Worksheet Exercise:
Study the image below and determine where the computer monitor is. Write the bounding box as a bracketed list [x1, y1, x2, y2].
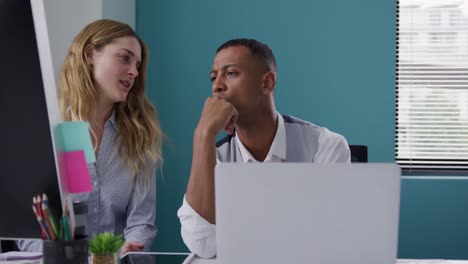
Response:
[0, 0, 63, 239]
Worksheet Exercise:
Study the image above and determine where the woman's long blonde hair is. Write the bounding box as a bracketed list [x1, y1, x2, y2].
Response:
[58, 19, 163, 186]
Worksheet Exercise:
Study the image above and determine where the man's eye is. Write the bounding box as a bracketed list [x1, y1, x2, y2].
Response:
[210, 76, 216, 82]
[226, 71, 237, 77]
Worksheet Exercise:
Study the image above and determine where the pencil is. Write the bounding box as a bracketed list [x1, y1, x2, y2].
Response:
[41, 203, 57, 240]
[62, 203, 71, 240]
[33, 196, 40, 216]
[32, 197, 46, 239]
[35, 195, 50, 235]
[32, 205, 50, 240]
[42, 194, 60, 240]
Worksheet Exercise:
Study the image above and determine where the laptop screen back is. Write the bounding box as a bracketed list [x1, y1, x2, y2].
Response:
[215, 163, 400, 264]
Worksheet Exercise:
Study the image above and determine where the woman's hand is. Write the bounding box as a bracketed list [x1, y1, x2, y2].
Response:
[121, 241, 144, 255]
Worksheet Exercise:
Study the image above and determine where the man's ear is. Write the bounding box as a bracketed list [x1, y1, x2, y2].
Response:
[262, 71, 277, 95]
[85, 44, 95, 65]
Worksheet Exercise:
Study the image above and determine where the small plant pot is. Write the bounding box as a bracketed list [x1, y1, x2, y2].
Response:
[90, 253, 118, 264]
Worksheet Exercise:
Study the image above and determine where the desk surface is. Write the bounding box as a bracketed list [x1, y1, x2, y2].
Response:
[183, 254, 468, 264]
[2, 252, 468, 264]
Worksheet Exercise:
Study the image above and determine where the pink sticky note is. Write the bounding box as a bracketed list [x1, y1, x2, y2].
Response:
[58, 150, 93, 193]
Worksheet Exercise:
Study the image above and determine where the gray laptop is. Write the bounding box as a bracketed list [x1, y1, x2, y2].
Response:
[215, 163, 401, 264]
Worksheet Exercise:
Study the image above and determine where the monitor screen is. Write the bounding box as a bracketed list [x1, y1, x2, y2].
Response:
[0, 0, 62, 239]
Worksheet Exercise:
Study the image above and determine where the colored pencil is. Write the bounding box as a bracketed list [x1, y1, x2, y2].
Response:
[32, 197, 46, 239]
[42, 194, 60, 240]
[41, 202, 57, 240]
[32, 205, 50, 240]
[62, 203, 71, 240]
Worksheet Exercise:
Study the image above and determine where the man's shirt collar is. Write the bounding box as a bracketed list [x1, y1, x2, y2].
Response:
[235, 112, 286, 163]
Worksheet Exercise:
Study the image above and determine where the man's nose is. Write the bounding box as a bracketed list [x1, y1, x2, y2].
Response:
[212, 78, 227, 95]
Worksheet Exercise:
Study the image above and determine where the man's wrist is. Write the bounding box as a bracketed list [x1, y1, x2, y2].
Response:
[194, 125, 217, 142]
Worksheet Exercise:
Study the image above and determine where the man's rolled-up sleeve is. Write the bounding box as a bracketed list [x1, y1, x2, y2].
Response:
[177, 195, 217, 259]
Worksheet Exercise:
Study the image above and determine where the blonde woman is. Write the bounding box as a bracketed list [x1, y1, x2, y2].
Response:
[18, 19, 163, 254]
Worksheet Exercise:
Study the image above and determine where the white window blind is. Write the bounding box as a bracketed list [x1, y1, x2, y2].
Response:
[396, 0, 468, 173]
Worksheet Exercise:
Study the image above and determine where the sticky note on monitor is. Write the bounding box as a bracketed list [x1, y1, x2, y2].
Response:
[54, 121, 96, 163]
[58, 150, 93, 193]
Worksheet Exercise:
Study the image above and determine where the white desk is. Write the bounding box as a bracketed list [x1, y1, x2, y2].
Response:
[398, 261, 468, 264]
[182, 254, 215, 264]
[183, 254, 468, 264]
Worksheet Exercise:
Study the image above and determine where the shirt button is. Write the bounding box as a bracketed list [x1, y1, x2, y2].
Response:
[93, 208, 98, 213]
[93, 181, 98, 187]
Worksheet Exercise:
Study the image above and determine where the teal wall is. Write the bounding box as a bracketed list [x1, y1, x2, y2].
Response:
[136, 0, 468, 259]
[399, 177, 468, 259]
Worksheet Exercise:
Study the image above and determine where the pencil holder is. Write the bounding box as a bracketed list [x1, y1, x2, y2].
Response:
[42, 238, 88, 264]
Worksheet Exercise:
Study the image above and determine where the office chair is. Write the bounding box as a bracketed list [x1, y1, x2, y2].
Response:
[349, 145, 368, 163]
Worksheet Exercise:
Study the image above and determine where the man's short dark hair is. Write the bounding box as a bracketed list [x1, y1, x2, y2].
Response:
[217, 38, 277, 73]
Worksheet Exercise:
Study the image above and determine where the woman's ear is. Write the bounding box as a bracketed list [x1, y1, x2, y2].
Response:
[85, 44, 94, 65]
[262, 71, 277, 95]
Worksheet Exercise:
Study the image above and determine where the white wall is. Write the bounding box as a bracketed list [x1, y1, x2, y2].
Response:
[103, 0, 135, 31]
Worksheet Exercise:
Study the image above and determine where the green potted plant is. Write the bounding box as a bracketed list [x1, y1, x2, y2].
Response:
[88, 232, 125, 264]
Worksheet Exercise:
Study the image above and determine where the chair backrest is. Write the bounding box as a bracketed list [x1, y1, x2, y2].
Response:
[350, 145, 368, 163]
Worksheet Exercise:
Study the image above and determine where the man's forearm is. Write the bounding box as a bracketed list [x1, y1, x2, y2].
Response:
[185, 127, 217, 224]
